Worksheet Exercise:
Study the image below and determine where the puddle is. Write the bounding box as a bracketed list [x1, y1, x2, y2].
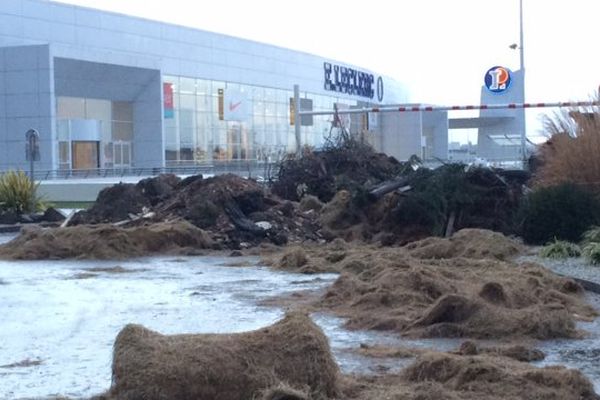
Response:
[0, 253, 598, 398]
[534, 293, 600, 391]
[0, 233, 17, 245]
[0, 255, 336, 399]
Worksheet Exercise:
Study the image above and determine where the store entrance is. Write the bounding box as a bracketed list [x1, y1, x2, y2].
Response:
[71, 141, 99, 170]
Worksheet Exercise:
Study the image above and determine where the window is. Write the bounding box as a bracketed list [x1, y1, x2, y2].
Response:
[57, 97, 85, 119]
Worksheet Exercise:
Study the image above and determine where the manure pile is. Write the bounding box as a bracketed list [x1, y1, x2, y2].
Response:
[265, 229, 597, 340]
[345, 351, 599, 400]
[93, 312, 600, 400]
[0, 220, 214, 260]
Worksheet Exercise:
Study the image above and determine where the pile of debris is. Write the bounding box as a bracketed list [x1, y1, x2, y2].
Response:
[0, 207, 65, 226]
[272, 138, 409, 202]
[272, 139, 530, 244]
[68, 174, 322, 250]
[53, 137, 532, 250]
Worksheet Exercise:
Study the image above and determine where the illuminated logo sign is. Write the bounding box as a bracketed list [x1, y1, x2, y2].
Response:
[485, 66, 512, 93]
[324, 62, 382, 101]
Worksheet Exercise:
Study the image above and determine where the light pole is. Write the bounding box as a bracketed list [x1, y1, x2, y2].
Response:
[519, 0, 527, 166]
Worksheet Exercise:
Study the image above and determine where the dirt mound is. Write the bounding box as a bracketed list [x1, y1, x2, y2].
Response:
[102, 312, 339, 400]
[136, 173, 181, 205]
[405, 228, 524, 261]
[272, 138, 404, 203]
[0, 220, 214, 259]
[273, 137, 529, 243]
[70, 174, 322, 249]
[70, 183, 151, 225]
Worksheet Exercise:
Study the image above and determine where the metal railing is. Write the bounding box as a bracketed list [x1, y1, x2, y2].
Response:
[32, 159, 280, 181]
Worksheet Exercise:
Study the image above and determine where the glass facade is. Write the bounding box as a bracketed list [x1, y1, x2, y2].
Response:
[163, 75, 364, 166]
[56, 97, 133, 169]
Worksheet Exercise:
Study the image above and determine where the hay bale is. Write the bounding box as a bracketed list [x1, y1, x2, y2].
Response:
[106, 312, 339, 400]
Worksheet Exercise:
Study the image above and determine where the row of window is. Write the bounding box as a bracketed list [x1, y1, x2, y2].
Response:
[52, 79, 368, 168]
[163, 75, 356, 164]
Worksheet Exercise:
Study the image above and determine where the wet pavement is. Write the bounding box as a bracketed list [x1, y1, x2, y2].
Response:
[0, 255, 338, 398]
[0, 241, 598, 398]
[527, 254, 600, 286]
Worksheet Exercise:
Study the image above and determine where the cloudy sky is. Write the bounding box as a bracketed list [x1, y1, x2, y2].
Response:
[53, 0, 600, 140]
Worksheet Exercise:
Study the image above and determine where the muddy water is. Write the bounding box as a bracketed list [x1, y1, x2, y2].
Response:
[0, 250, 599, 398]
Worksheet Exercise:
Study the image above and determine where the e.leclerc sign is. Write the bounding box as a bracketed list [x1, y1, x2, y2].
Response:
[324, 62, 384, 102]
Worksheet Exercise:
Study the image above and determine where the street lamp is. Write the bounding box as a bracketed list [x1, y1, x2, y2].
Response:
[509, 0, 526, 166]
[518, 0, 526, 166]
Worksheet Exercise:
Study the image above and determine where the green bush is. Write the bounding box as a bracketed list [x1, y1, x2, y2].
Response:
[583, 242, 600, 265]
[539, 239, 581, 259]
[0, 170, 45, 214]
[581, 226, 600, 264]
[520, 183, 600, 245]
[582, 226, 600, 244]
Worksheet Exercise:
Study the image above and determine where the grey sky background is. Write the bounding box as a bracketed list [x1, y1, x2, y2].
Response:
[52, 0, 600, 142]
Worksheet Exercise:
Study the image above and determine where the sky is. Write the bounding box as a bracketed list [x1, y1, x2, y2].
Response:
[52, 0, 600, 142]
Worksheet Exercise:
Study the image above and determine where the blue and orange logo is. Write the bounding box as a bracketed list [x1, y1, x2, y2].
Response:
[485, 66, 512, 93]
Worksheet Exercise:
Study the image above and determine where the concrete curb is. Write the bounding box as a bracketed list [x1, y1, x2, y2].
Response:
[0, 225, 21, 234]
[557, 273, 600, 295]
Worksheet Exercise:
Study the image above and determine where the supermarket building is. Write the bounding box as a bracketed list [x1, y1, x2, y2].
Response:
[0, 0, 458, 177]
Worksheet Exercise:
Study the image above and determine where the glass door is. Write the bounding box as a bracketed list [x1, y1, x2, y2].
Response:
[71, 141, 99, 170]
[113, 141, 132, 168]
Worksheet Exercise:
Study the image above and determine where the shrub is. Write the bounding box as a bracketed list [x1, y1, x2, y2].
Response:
[0, 170, 45, 214]
[583, 242, 600, 265]
[534, 101, 600, 194]
[539, 239, 581, 259]
[392, 164, 522, 237]
[520, 183, 600, 245]
[581, 226, 600, 265]
[581, 226, 600, 244]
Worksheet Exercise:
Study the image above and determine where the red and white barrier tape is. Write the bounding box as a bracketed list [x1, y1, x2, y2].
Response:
[299, 101, 600, 116]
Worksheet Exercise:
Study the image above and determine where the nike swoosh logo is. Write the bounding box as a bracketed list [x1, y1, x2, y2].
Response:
[229, 101, 243, 112]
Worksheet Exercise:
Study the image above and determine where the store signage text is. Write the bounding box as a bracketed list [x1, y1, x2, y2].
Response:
[323, 62, 377, 99]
